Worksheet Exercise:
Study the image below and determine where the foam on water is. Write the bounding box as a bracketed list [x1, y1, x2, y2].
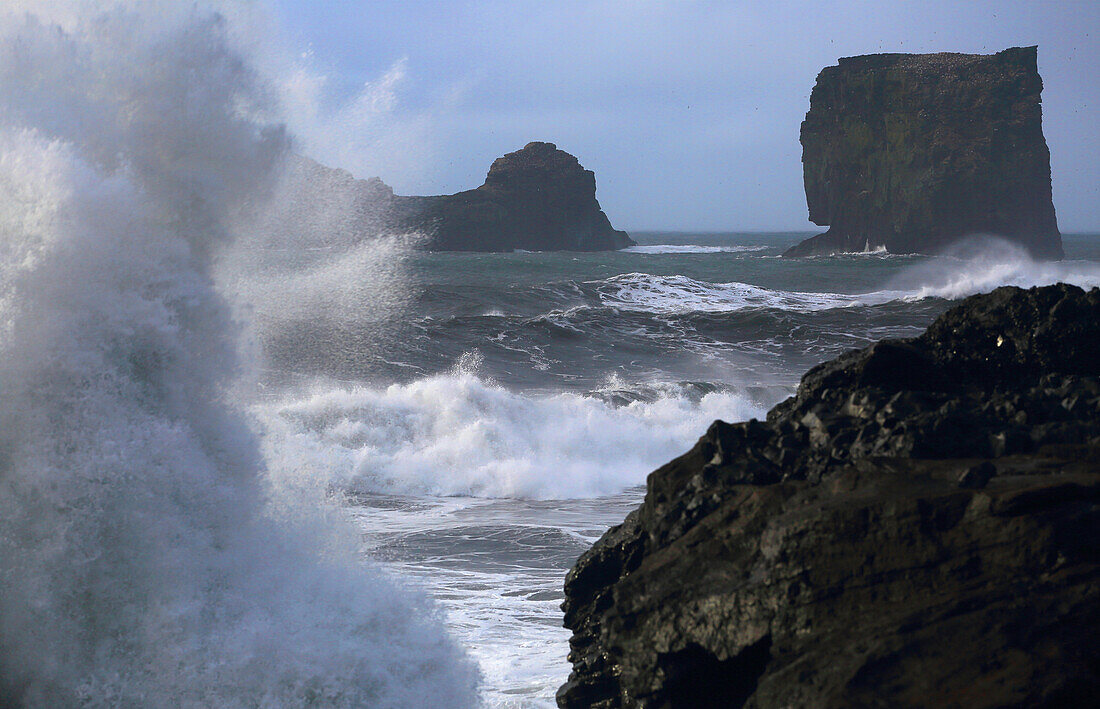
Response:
[888, 237, 1100, 300]
[345, 491, 644, 709]
[597, 239, 1100, 318]
[623, 244, 769, 254]
[0, 4, 477, 706]
[259, 365, 770, 500]
[597, 272, 874, 314]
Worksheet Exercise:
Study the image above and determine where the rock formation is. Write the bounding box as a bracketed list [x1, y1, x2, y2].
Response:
[283, 143, 633, 252]
[392, 141, 634, 251]
[785, 46, 1062, 259]
[558, 284, 1099, 708]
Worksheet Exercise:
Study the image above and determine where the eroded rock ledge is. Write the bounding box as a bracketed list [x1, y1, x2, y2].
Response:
[558, 284, 1099, 708]
[785, 47, 1062, 259]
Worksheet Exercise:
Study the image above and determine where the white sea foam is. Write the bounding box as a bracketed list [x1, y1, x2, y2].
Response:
[597, 272, 870, 314]
[599, 239, 1100, 317]
[259, 368, 770, 500]
[888, 237, 1100, 300]
[623, 244, 769, 254]
[0, 4, 477, 706]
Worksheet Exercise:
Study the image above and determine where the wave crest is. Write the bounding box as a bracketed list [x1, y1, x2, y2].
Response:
[596, 272, 867, 314]
[260, 370, 773, 500]
[0, 5, 477, 706]
[887, 237, 1100, 300]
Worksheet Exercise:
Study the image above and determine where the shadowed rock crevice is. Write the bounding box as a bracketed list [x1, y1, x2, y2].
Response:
[660, 636, 772, 709]
[558, 284, 1100, 708]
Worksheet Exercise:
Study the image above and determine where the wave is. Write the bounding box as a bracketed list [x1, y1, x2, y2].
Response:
[622, 244, 769, 254]
[258, 369, 773, 500]
[596, 240, 1100, 318]
[0, 4, 476, 706]
[596, 272, 873, 314]
[887, 238, 1100, 300]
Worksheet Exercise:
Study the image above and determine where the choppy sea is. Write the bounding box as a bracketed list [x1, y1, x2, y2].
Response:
[6, 8, 1098, 707]
[239, 231, 1100, 707]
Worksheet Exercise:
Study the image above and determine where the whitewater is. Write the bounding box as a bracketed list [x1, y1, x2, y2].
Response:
[2, 4, 1100, 709]
[243, 231, 1100, 707]
[0, 3, 477, 707]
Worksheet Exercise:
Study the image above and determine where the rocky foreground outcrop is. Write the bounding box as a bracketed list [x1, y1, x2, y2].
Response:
[558, 284, 1099, 708]
[785, 47, 1062, 259]
[284, 143, 632, 252]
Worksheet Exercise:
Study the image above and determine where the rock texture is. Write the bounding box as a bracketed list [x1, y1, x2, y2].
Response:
[290, 143, 632, 252]
[392, 142, 633, 251]
[559, 284, 1100, 708]
[785, 47, 1062, 259]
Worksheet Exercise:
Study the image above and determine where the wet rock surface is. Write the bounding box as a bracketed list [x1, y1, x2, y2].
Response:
[558, 284, 1100, 708]
[786, 47, 1062, 259]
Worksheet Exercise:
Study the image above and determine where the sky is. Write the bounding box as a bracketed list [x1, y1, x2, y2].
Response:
[268, 0, 1099, 232]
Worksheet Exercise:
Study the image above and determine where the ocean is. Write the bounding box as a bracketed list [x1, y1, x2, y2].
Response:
[3, 5, 1100, 707]
[239, 231, 1100, 707]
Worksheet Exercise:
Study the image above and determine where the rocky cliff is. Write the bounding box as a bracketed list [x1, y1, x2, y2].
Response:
[392, 141, 633, 251]
[785, 47, 1062, 259]
[558, 284, 1099, 708]
[289, 143, 632, 252]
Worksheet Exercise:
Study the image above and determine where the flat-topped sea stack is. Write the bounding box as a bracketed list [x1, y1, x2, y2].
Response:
[785, 46, 1062, 259]
[391, 141, 633, 251]
[558, 284, 1099, 708]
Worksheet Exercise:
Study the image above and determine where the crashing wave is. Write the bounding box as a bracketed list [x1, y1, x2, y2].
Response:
[0, 3, 477, 706]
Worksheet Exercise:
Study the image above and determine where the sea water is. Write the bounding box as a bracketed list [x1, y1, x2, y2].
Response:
[243, 231, 1100, 707]
[3, 4, 1100, 708]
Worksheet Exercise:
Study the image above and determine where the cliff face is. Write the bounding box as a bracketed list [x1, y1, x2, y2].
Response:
[558, 284, 1100, 708]
[785, 46, 1062, 259]
[278, 143, 631, 252]
[391, 142, 633, 251]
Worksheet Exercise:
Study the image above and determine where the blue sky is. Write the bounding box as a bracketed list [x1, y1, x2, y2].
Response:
[269, 0, 1099, 232]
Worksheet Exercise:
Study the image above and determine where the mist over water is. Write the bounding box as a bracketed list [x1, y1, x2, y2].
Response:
[0, 4, 476, 707]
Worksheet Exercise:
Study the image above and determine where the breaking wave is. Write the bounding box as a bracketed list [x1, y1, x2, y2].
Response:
[259, 367, 771, 500]
[595, 272, 879, 314]
[888, 238, 1100, 300]
[596, 241, 1100, 318]
[0, 3, 477, 707]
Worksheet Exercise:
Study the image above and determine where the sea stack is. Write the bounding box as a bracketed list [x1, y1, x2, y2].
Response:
[392, 142, 634, 251]
[785, 46, 1062, 259]
[558, 284, 1100, 708]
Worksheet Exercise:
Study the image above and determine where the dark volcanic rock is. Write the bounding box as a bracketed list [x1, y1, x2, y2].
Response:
[393, 142, 633, 251]
[280, 143, 632, 252]
[785, 47, 1062, 259]
[558, 284, 1100, 708]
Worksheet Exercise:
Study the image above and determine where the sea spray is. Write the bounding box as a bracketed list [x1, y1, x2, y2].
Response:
[0, 4, 477, 706]
[886, 235, 1100, 300]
